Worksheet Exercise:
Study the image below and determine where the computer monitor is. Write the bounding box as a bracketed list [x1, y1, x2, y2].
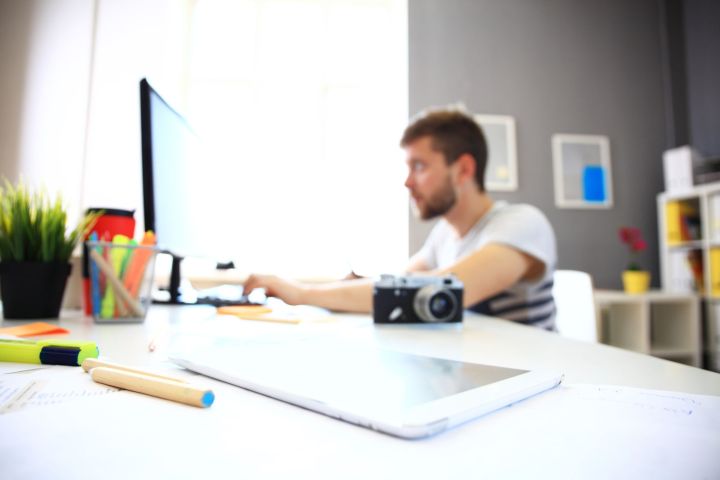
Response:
[140, 78, 228, 304]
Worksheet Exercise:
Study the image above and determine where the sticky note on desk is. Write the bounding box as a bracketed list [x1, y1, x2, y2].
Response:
[0, 322, 70, 337]
[217, 306, 273, 317]
[217, 306, 332, 324]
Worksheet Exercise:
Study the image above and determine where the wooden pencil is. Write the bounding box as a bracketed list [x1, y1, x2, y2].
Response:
[90, 367, 214, 408]
[82, 358, 188, 384]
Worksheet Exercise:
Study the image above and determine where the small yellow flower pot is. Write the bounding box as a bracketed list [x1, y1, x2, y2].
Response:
[622, 270, 651, 294]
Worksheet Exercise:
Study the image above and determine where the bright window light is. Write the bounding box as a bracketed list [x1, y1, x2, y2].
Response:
[185, 0, 408, 278]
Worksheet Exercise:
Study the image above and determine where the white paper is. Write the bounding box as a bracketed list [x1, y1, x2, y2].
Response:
[0, 367, 118, 414]
[483, 383, 720, 478]
[0, 378, 718, 479]
[0, 362, 49, 374]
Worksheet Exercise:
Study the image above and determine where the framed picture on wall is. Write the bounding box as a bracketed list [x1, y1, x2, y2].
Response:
[552, 134, 613, 209]
[474, 115, 518, 191]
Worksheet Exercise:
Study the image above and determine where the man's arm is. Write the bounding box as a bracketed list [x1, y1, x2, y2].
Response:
[243, 274, 374, 313]
[243, 243, 544, 312]
[436, 243, 545, 307]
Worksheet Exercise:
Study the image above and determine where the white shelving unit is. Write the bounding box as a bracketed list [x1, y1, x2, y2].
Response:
[594, 290, 701, 367]
[657, 182, 720, 370]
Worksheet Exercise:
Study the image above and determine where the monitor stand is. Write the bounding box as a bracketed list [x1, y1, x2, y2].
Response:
[153, 253, 196, 305]
[153, 253, 258, 306]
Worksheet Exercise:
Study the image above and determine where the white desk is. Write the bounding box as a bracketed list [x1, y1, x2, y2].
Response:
[2, 306, 719, 479]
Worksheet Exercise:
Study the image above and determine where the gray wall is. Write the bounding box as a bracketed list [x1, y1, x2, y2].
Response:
[685, 0, 720, 157]
[408, 0, 668, 289]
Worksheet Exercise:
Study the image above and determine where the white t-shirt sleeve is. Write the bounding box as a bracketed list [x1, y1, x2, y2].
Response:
[481, 204, 557, 276]
[408, 204, 556, 280]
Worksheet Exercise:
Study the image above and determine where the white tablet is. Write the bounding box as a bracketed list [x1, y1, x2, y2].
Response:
[169, 339, 562, 439]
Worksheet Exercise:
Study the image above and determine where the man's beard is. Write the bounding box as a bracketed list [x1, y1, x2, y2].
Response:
[413, 178, 457, 220]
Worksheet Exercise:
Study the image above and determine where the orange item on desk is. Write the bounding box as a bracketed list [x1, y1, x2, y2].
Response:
[124, 231, 157, 297]
[217, 305, 332, 324]
[0, 322, 70, 337]
[217, 305, 273, 317]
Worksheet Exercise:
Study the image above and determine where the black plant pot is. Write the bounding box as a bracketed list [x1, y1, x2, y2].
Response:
[0, 261, 71, 319]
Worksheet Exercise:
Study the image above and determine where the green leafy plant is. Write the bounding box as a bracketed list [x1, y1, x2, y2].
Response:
[0, 180, 99, 263]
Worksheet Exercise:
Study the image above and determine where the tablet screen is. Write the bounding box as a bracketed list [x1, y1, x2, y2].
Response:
[174, 338, 527, 414]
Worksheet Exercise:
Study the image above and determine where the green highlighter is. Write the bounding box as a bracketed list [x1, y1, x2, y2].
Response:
[0, 338, 99, 366]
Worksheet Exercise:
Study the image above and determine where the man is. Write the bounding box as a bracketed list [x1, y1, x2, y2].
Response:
[243, 108, 557, 329]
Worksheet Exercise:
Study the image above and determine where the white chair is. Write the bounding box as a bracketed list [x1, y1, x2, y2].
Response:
[553, 270, 598, 342]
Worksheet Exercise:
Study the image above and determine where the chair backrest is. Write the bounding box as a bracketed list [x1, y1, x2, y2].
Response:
[552, 270, 598, 342]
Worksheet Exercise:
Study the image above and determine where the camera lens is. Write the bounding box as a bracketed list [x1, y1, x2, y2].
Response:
[414, 285, 458, 323]
[429, 292, 454, 318]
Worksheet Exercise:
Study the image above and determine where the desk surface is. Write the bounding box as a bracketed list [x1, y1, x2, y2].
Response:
[2, 306, 719, 479]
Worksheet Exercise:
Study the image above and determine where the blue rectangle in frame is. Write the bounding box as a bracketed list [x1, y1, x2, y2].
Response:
[582, 165, 606, 202]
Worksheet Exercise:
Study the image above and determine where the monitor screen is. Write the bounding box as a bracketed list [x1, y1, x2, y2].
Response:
[140, 78, 233, 304]
[140, 78, 264, 306]
[140, 78, 206, 258]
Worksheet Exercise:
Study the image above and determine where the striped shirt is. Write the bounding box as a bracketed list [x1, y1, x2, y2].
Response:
[410, 201, 557, 330]
[469, 278, 556, 330]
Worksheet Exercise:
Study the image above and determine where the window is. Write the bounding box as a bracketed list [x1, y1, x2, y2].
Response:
[185, 0, 408, 278]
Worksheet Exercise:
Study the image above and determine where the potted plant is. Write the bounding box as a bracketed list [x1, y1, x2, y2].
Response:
[0, 181, 98, 319]
[618, 226, 650, 294]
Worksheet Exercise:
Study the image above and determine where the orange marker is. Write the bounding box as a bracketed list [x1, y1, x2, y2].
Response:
[124, 231, 157, 298]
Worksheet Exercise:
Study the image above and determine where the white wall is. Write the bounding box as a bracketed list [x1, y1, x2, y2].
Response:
[82, 0, 191, 227]
[0, 0, 190, 232]
[1, 0, 407, 278]
[0, 0, 94, 221]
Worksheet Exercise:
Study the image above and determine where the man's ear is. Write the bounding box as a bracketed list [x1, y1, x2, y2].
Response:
[454, 153, 477, 185]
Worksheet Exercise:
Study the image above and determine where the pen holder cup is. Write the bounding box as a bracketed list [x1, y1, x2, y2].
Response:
[86, 241, 159, 323]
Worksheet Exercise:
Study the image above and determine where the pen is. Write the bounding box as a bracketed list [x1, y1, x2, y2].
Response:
[88, 366, 214, 408]
[124, 231, 157, 298]
[81, 358, 188, 384]
[89, 232, 102, 316]
[100, 235, 128, 317]
[109, 234, 131, 317]
[118, 237, 136, 279]
[0, 338, 99, 366]
[90, 249, 145, 317]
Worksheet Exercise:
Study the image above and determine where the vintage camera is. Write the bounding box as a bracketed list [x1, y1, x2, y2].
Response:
[373, 275, 464, 324]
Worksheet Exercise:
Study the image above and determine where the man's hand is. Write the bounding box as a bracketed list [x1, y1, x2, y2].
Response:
[243, 274, 374, 313]
[242, 274, 306, 305]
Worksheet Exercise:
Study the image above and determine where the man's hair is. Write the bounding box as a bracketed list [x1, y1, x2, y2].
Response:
[400, 108, 488, 190]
